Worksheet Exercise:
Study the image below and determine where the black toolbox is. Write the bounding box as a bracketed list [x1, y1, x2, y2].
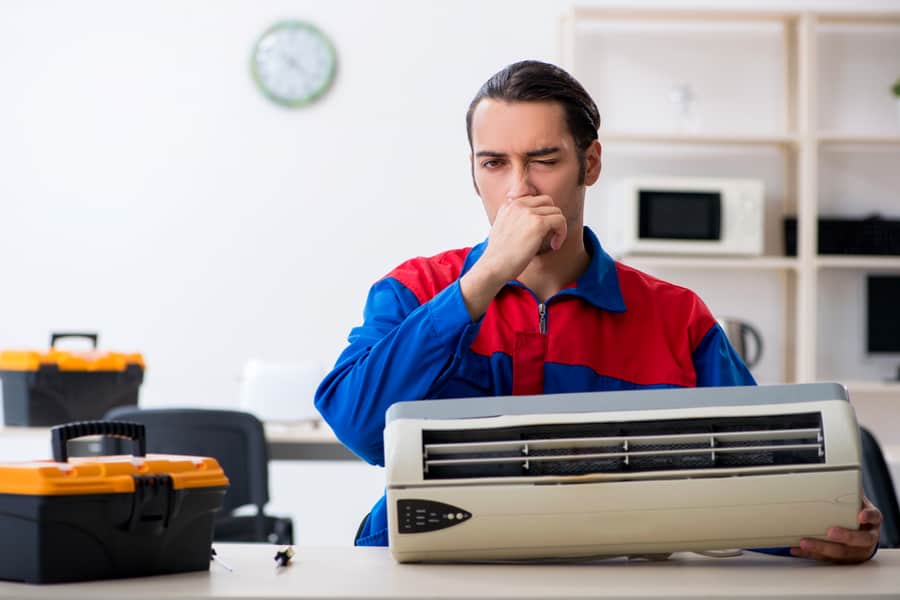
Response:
[0, 421, 229, 583]
[0, 333, 144, 426]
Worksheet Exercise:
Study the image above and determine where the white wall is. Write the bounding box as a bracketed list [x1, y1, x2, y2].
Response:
[3, 0, 899, 409]
[1, 0, 507, 409]
[0, 0, 593, 413]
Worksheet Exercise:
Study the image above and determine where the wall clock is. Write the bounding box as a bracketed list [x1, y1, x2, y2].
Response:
[251, 21, 337, 107]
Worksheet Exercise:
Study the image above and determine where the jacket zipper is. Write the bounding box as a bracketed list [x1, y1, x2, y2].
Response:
[538, 302, 547, 335]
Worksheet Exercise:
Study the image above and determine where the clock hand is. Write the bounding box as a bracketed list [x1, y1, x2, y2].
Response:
[281, 53, 311, 78]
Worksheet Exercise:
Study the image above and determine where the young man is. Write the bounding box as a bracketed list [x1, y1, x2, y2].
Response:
[315, 60, 881, 561]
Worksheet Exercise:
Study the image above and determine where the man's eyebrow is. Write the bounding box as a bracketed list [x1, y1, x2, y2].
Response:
[474, 146, 561, 158]
[525, 146, 561, 158]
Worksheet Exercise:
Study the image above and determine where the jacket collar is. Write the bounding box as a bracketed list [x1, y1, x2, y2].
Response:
[461, 226, 626, 313]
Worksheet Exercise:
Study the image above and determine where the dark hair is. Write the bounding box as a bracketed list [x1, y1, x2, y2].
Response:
[466, 60, 601, 183]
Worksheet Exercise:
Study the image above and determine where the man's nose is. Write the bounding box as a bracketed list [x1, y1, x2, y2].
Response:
[507, 164, 538, 199]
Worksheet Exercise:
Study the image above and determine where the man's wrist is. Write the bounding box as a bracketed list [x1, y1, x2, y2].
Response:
[469, 256, 510, 290]
[459, 261, 508, 321]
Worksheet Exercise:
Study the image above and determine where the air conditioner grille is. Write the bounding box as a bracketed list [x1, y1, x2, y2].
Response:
[422, 412, 824, 480]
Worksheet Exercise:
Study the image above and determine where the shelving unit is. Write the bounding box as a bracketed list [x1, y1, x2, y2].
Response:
[818, 134, 900, 145]
[561, 7, 900, 389]
[599, 132, 798, 147]
[817, 257, 900, 270]
[622, 256, 799, 272]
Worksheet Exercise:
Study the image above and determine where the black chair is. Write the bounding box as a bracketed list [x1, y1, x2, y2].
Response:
[102, 407, 293, 545]
[860, 426, 900, 549]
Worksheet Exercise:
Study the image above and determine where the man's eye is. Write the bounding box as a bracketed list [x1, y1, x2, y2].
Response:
[534, 160, 558, 166]
[481, 160, 502, 169]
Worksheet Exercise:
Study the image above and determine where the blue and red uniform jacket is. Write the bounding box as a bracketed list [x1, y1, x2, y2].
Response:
[315, 227, 757, 548]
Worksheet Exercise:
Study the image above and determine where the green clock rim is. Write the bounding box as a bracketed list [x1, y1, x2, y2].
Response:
[250, 20, 337, 108]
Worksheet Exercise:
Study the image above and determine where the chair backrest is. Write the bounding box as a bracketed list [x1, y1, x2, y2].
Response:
[103, 407, 270, 514]
[860, 426, 900, 548]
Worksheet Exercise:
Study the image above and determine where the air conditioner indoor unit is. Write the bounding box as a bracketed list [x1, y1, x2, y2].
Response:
[383, 383, 861, 562]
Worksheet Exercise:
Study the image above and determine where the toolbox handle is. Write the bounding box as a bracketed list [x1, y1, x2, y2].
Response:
[51, 421, 146, 463]
[50, 332, 99, 349]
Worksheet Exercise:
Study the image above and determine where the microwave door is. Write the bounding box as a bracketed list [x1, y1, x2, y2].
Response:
[638, 190, 722, 242]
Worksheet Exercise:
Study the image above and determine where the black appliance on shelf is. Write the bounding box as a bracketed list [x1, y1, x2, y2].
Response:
[784, 214, 900, 256]
[867, 275, 900, 382]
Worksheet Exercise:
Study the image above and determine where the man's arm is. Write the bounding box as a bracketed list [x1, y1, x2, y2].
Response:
[314, 277, 480, 466]
[691, 323, 756, 387]
[318, 195, 566, 464]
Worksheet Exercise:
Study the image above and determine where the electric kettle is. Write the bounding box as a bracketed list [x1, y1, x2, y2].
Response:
[718, 318, 763, 369]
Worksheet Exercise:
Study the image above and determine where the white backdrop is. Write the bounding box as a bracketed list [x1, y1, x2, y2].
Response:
[2, 0, 899, 544]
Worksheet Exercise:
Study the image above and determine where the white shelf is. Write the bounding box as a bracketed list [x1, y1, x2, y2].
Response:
[816, 13, 900, 26]
[818, 134, 900, 145]
[600, 131, 797, 147]
[620, 256, 799, 271]
[842, 380, 900, 395]
[816, 256, 900, 269]
[571, 7, 799, 23]
[599, 132, 900, 147]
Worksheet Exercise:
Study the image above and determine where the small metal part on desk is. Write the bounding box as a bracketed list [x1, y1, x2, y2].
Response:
[274, 546, 295, 567]
[210, 547, 233, 572]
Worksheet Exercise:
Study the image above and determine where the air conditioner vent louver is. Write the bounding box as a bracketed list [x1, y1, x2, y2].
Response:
[422, 413, 824, 480]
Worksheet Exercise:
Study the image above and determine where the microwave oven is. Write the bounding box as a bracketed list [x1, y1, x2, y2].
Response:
[611, 176, 765, 256]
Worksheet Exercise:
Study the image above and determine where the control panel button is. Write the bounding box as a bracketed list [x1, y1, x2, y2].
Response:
[397, 499, 472, 534]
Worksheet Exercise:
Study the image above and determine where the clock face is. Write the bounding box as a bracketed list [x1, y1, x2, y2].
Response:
[251, 21, 337, 107]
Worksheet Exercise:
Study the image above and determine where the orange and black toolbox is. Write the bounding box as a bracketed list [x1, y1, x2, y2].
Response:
[0, 421, 229, 583]
[0, 333, 144, 426]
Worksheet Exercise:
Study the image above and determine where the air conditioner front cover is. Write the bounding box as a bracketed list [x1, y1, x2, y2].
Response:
[383, 383, 861, 562]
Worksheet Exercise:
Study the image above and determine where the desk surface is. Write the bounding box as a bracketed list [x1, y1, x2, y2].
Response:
[0, 545, 898, 599]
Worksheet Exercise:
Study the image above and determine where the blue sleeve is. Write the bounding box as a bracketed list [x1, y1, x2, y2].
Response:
[692, 324, 757, 387]
[314, 277, 482, 466]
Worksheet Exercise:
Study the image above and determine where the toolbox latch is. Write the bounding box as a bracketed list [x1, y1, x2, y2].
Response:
[127, 474, 175, 534]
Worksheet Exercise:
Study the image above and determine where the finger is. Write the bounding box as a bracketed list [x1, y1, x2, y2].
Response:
[798, 538, 867, 563]
[810, 549, 869, 564]
[826, 527, 879, 549]
[528, 206, 564, 217]
[495, 198, 514, 219]
[509, 194, 554, 208]
[806, 550, 850, 563]
[858, 507, 883, 527]
[546, 214, 567, 250]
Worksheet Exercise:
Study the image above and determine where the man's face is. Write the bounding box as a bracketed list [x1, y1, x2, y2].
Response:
[469, 99, 600, 234]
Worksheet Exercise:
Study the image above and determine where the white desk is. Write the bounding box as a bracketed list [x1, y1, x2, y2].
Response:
[0, 545, 898, 599]
[264, 422, 357, 461]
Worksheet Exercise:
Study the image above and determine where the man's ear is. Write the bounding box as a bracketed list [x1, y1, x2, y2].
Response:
[469, 153, 481, 196]
[583, 140, 602, 186]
